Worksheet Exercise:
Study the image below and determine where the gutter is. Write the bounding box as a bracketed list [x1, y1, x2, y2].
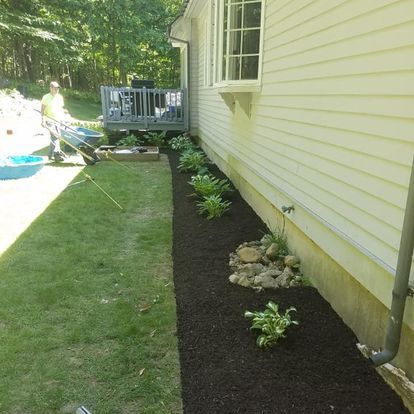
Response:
[370, 155, 414, 366]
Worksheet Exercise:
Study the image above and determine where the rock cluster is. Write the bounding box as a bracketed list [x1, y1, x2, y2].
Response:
[0, 90, 34, 120]
[228, 238, 302, 290]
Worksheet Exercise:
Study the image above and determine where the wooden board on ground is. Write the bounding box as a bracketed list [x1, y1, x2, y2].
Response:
[95, 146, 159, 161]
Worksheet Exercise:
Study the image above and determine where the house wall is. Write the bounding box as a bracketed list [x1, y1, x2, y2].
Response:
[184, 0, 414, 379]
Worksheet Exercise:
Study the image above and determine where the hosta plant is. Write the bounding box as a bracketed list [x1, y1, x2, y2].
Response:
[178, 150, 208, 174]
[244, 301, 298, 348]
[189, 174, 233, 198]
[196, 194, 231, 219]
[169, 135, 195, 151]
[143, 131, 167, 147]
[117, 134, 143, 147]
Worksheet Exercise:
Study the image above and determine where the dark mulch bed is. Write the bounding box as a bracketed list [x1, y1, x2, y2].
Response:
[166, 149, 408, 414]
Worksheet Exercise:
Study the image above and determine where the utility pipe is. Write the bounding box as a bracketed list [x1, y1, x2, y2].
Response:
[168, 34, 190, 131]
[167, 9, 190, 132]
[370, 156, 414, 366]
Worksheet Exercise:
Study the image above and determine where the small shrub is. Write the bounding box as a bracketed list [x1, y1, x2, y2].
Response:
[144, 131, 167, 147]
[189, 174, 233, 198]
[117, 134, 143, 147]
[169, 135, 194, 151]
[261, 227, 289, 257]
[178, 150, 208, 174]
[244, 301, 298, 348]
[197, 194, 231, 219]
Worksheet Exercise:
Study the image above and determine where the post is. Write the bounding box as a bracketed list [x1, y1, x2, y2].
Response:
[100, 86, 107, 128]
[143, 87, 148, 129]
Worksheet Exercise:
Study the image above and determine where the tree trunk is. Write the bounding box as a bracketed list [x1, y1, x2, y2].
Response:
[66, 64, 72, 88]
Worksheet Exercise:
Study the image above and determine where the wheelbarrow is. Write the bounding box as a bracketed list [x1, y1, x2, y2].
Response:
[46, 122, 103, 165]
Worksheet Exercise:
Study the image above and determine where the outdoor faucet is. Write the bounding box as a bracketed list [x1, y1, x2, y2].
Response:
[281, 205, 294, 214]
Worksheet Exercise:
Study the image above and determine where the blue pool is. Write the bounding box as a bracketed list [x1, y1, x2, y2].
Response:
[0, 155, 46, 180]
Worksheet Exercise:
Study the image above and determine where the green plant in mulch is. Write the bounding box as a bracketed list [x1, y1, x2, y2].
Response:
[189, 174, 233, 198]
[196, 194, 231, 219]
[178, 150, 208, 174]
[144, 130, 167, 147]
[244, 301, 298, 348]
[169, 135, 195, 152]
[117, 133, 143, 147]
[260, 225, 289, 257]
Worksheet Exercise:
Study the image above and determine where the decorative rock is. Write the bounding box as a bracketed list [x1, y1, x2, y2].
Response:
[238, 275, 253, 288]
[284, 255, 300, 267]
[283, 266, 295, 277]
[229, 274, 240, 284]
[275, 267, 294, 288]
[254, 273, 274, 285]
[229, 238, 304, 291]
[239, 263, 265, 277]
[236, 241, 259, 251]
[268, 262, 282, 271]
[261, 278, 280, 290]
[238, 247, 262, 263]
[229, 252, 241, 270]
[262, 255, 271, 265]
[265, 243, 280, 261]
[289, 277, 302, 288]
[260, 268, 283, 278]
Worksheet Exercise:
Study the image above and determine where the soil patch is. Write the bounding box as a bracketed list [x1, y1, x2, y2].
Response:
[166, 149, 408, 414]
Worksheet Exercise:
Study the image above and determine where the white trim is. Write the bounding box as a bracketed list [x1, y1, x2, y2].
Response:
[217, 83, 261, 93]
[184, 0, 205, 18]
[212, 0, 265, 87]
[204, 1, 214, 87]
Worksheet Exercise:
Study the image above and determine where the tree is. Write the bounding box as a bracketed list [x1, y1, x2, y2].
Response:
[0, 0, 182, 89]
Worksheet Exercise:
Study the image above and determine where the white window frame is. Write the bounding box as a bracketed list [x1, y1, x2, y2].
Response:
[212, 0, 264, 91]
[204, 1, 214, 87]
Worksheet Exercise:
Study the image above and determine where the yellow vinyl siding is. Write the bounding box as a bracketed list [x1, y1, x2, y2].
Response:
[189, 0, 414, 304]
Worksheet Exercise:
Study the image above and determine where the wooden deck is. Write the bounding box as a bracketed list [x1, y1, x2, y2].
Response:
[100, 86, 188, 131]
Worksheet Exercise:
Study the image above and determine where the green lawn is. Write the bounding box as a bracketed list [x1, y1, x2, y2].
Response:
[64, 97, 102, 121]
[0, 158, 182, 413]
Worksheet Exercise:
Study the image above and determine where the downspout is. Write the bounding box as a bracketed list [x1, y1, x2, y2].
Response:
[370, 155, 414, 366]
[167, 17, 190, 131]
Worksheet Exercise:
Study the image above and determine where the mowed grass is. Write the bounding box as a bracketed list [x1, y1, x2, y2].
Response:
[65, 97, 102, 121]
[0, 157, 182, 413]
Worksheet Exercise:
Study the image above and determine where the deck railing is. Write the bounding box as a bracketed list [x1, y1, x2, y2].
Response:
[100, 86, 187, 131]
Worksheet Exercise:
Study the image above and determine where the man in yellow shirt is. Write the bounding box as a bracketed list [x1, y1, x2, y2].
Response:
[41, 81, 65, 161]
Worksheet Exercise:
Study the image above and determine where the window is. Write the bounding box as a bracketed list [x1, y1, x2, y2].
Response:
[215, 0, 262, 84]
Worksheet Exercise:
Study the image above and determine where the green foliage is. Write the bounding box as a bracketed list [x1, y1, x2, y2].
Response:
[169, 135, 194, 151]
[144, 131, 167, 147]
[23, 82, 47, 99]
[117, 134, 143, 147]
[178, 150, 209, 174]
[261, 227, 289, 257]
[63, 88, 101, 104]
[0, 0, 182, 90]
[196, 195, 231, 219]
[245, 302, 299, 348]
[64, 94, 102, 121]
[189, 174, 233, 198]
